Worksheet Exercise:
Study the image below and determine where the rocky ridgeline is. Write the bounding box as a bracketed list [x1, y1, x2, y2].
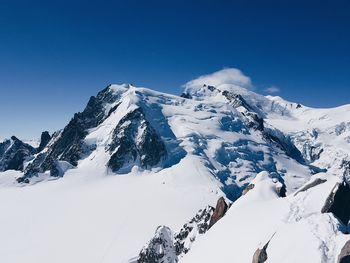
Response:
[1, 83, 312, 186]
[10, 85, 168, 183]
[18, 86, 122, 182]
[0, 136, 36, 171]
[200, 84, 306, 164]
[136, 198, 229, 263]
[107, 107, 166, 173]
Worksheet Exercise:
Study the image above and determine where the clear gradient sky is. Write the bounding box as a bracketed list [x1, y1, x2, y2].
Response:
[0, 0, 350, 139]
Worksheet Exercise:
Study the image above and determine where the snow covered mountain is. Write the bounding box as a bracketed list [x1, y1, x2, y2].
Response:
[0, 69, 349, 263]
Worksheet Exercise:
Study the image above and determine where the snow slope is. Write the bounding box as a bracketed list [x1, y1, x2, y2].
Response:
[265, 95, 350, 175]
[0, 157, 220, 263]
[0, 71, 349, 263]
[183, 173, 348, 263]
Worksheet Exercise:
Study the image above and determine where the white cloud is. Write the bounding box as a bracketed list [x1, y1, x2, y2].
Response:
[183, 68, 253, 91]
[265, 85, 280, 94]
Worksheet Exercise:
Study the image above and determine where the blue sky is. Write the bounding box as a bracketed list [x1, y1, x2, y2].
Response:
[0, 0, 349, 139]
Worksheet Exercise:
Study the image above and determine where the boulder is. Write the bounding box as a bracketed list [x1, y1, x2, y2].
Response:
[252, 241, 269, 263]
[338, 240, 350, 263]
[321, 180, 350, 225]
[208, 197, 228, 229]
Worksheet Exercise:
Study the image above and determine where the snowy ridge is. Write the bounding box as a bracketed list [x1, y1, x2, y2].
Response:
[0, 69, 349, 262]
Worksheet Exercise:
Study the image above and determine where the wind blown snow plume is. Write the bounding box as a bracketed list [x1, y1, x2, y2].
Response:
[183, 68, 253, 94]
[265, 85, 280, 94]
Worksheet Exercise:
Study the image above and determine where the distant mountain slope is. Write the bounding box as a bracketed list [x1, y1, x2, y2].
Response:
[2, 84, 317, 198]
[0, 74, 349, 263]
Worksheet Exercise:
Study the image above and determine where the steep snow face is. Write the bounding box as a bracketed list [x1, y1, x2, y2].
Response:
[265, 96, 350, 176]
[183, 173, 348, 263]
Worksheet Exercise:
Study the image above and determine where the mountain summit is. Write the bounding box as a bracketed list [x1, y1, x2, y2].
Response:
[0, 71, 349, 262]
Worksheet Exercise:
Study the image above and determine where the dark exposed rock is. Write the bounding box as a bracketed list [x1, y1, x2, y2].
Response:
[174, 206, 214, 256]
[208, 197, 228, 229]
[252, 241, 269, 263]
[244, 112, 264, 131]
[243, 184, 255, 195]
[321, 180, 350, 225]
[0, 136, 36, 171]
[37, 131, 51, 152]
[138, 226, 178, 263]
[180, 92, 192, 99]
[338, 240, 350, 263]
[107, 108, 167, 173]
[243, 178, 286, 197]
[206, 85, 216, 92]
[105, 103, 120, 119]
[222, 91, 253, 111]
[309, 146, 324, 162]
[263, 128, 305, 164]
[136, 198, 229, 262]
[294, 178, 327, 196]
[275, 182, 287, 197]
[221, 90, 264, 131]
[220, 90, 265, 131]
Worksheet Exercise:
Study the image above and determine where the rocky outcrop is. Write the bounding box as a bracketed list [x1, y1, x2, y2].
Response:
[0, 136, 36, 171]
[243, 179, 286, 197]
[37, 131, 51, 152]
[263, 127, 305, 164]
[138, 226, 178, 263]
[208, 197, 228, 229]
[243, 111, 264, 131]
[222, 90, 253, 112]
[107, 108, 167, 173]
[275, 182, 287, 197]
[222, 90, 264, 131]
[180, 92, 192, 99]
[308, 146, 324, 162]
[174, 206, 214, 256]
[243, 184, 255, 195]
[321, 181, 350, 225]
[338, 240, 350, 263]
[252, 241, 269, 263]
[135, 202, 223, 262]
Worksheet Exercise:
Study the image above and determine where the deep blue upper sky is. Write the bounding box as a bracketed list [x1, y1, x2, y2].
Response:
[1, 0, 350, 139]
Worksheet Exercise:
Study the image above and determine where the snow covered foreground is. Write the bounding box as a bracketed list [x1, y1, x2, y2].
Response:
[183, 172, 349, 263]
[0, 69, 350, 263]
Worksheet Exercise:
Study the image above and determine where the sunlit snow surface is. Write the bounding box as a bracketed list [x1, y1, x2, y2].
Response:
[0, 84, 349, 262]
[183, 173, 348, 263]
